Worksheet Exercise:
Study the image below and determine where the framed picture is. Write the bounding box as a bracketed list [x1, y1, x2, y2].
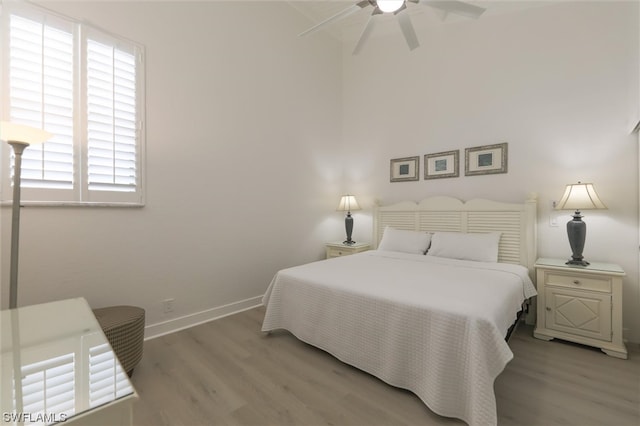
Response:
[465, 143, 508, 176]
[424, 150, 459, 180]
[390, 156, 419, 182]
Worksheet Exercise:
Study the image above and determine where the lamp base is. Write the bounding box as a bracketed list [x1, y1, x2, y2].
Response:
[566, 211, 589, 269]
[566, 259, 590, 267]
[344, 212, 355, 246]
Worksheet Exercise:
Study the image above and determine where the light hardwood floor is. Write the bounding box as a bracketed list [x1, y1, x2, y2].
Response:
[131, 306, 639, 426]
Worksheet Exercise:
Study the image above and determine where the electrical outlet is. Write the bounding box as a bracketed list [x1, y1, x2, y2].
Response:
[163, 298, 175, 313]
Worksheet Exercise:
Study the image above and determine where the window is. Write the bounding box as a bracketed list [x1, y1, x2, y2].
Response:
[1, 2, 145, 205]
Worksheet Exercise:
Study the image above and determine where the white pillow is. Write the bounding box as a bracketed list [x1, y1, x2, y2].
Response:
[427, 231, 501, 262]
[377, 227, 432, 255]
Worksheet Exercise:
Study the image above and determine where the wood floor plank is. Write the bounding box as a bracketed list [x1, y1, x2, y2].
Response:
[131, 306, 640, 426]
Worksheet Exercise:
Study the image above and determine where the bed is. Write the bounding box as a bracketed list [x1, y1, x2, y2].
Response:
[261, 195, 538, 426]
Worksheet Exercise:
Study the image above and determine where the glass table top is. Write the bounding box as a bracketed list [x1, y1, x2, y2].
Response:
[1, 298, 136, 425]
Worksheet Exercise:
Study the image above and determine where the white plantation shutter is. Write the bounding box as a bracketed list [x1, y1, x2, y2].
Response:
[8, 13, 75, 190]
[17, 353, 76, 423]
[2, 2, 145, 205]
[86, 38, 138, 193]
[89, 343, 130, 407]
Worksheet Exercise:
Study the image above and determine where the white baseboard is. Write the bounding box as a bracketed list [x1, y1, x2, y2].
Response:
[144, 295, 263, 340]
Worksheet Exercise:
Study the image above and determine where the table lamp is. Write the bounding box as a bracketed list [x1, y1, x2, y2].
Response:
[556, 182, 606, 266]
[337, 194, 361, 245]
[1, 121, 53, 309]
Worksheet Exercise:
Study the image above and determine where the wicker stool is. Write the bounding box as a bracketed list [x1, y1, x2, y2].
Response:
[93, 305, 145, 377]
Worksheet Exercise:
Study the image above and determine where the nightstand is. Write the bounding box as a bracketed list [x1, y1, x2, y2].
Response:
[533, 258, 627, 359]
[325, 242, 370, 259]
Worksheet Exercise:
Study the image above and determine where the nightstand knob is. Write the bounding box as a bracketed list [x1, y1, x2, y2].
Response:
[546, 307, 551, 312]
[573, 280, 581, 285]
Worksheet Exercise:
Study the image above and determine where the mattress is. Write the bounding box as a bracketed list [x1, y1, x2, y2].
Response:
[261, 250, 537, 426]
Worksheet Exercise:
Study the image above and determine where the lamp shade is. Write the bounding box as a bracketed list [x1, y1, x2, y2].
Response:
[337, 195, 361, 212]
[0, 121, 52, 145]
[556, 182, 606, 211]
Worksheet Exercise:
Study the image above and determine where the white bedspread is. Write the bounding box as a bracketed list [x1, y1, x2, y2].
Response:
[261, 250, 537, 426]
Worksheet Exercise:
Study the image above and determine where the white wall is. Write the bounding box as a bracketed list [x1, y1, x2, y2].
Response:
[2, 1, 638, 344]
[0, 1, 346, 332]
[342, 1, 640, 342]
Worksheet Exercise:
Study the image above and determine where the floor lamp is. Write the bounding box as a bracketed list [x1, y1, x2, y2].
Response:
[1, 122, 52, 309]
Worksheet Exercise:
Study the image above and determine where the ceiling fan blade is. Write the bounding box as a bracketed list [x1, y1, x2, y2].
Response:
[352, 14, 378, 55]
[397, 12, 419, 51]
[299, 1, 371, 37]
[421, 0, 486, 19]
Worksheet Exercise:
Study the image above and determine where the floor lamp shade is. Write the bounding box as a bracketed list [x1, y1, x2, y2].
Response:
[337, 195, 361, 245]
[556, 182, 606, 266]
[1, 121, 53, 309]
[1, 122, 54, 145]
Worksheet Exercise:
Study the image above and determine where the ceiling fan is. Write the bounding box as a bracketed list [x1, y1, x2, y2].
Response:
[299, 0, 486, 55]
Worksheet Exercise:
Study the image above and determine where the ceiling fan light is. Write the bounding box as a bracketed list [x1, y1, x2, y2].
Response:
[377, 0, 404, 13]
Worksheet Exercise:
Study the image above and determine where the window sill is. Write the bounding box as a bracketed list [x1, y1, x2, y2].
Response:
[0, 201, 145, 208]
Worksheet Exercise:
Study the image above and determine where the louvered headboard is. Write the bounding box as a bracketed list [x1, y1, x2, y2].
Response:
[373, 195, 538, 274]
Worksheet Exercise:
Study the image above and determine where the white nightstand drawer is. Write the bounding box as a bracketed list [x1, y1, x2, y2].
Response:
[545, 272, 611, 293]
[327, 247, 349, 257]
[325, 242, 370, 259]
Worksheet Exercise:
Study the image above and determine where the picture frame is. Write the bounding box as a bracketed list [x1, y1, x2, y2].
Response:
[424, 150, 459, 180]
[390, 156, 419, 182]
[465, 143, 508, 176]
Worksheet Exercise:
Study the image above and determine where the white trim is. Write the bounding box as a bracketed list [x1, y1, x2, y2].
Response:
[143, 296, 263, 340]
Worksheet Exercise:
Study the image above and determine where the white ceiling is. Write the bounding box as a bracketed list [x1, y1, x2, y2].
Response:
[287, 0, 556, 42]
